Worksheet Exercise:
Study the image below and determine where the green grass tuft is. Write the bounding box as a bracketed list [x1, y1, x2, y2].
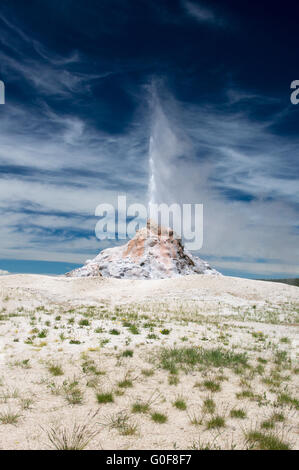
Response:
[96, 392, 114, 404]
[173, 398, 187, 410]
[206, 415, 225, 429]
[230, 408, 246, 419]
[48, 364, 64, 376]
[151, 412, 167, 423]
[246, 431, 290, 450]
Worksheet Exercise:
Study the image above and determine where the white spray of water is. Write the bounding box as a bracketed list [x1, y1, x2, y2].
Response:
[148, 136, 157, 212]
[147, 90, 185, 217]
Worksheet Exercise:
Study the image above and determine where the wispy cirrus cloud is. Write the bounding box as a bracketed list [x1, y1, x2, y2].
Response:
[0, 89, 148, 262]
[0, 11, 80, 64]
[0, 11, 146, 262]
[182, 0, 225, 27]
[0, 12, 112, 97]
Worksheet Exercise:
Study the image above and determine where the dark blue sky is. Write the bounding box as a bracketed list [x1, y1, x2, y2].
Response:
[0, 0, 298, 278]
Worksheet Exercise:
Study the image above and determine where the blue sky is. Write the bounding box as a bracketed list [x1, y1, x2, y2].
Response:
[0, 0, 298, 278]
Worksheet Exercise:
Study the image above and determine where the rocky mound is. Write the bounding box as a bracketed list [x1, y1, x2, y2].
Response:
[66, 220, 220, 279]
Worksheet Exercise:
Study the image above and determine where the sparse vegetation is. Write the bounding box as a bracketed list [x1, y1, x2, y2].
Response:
[141, 369, 154, 377]
[230, 408, 246, 419]
[96, 392, 114, 404]
[122, 349, 134, 357]
[206, 415, 225, 429]
[202, 398, 216, 414]
[160, 329, 171, 335]
[203, 380, 221, 392]
[63, 380, 83, 405]
[173, 397, 187, 410]
[246, 431, 290, 450]
[151, 412, 168, 423]
[48, 364, 64, 376]
[277, 393, 299, 409]
[132, 401, 150, 413]
[0, 274, 298, 450]
[109, 329, 120, 335]
[159, 347, 248, 374]
[0, 410, 20, 425]
[44, 411, 100, 450]
[104, 411, 137, 435]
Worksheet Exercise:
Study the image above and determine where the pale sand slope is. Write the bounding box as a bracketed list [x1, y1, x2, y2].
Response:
[0, 274, 298, 450]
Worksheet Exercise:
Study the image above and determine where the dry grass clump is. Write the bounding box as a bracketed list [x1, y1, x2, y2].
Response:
[44, 411, 100, 450]
[0, 410, 21, 425]
[102, 410, 138, 435]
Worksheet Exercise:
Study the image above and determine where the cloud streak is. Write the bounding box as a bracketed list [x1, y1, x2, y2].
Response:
[182, 0, 225, 27]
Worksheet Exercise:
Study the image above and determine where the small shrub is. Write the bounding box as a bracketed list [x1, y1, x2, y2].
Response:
[160, 329, 171, 335]
[38, 329, 48, 338]
[20, 398, 34, 410]
[187, 409, 203, 426]
[141, 369, 154, 377]
[206, 415, 225, 429]
[65, 386, 83, 405]
[132, 402, 149, 413]
[48, 364, 64, 376]
[274, 350, 290, 365]
[257, 357, 267, 364]
[277, 393, 299, 409]
[147, 333, 158, 340]
[122, 349, 134, 357]
[236, 390, 255, 399]
[96, 392, 114, 404]
[230, 408, 246, 419]
[0, 410, 20, 425]
[44, 411, 100, 450]
[202, 398, 216, 414]
[118, 379, 133, 388]
[109, 329, 120, 335]
[128, 325, 139, 335]
[168, 374, 179, 385]
[104, 411, 137, 436]
[261, 419, 274, 430]
[272, 412, 285, 422]
[246, 431, 290, 450]
[203, 380, 221, 392]
[173, 398, 187, 410]
[151, 412, 167, 424]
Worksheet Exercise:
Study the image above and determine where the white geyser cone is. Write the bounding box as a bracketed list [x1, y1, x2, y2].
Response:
[66, 220, 220, 279]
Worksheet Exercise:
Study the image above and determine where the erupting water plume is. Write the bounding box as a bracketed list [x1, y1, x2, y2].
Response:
[147, 87, 185, 223]
[148, 136, 157, 214]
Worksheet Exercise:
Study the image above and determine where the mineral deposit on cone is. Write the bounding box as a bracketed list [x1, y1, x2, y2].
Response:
[66, 220, 219, 279]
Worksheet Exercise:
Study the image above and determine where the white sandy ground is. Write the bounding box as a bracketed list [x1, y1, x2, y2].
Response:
[0, 274, 298, 450]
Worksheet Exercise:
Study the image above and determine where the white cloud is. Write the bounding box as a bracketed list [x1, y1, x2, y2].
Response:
[182, 1, 224, 26]
[0, 13, 112, 97]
